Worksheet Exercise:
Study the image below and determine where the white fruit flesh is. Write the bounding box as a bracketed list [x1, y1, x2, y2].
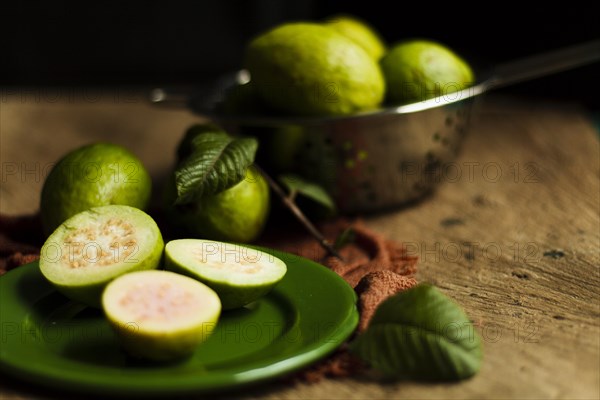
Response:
[166, 239, 286, 286]
[61, 217, 137, 269]
[165, 239, 287, 309]
[41, 206, 161, 285]
[102, 270, 220, 361]
[103, 270, 221, 334]
[39, 205, 163, 307]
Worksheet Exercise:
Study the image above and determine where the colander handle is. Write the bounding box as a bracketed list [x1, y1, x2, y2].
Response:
[149, 70, 248, 110]
[485, 39, 600, 89]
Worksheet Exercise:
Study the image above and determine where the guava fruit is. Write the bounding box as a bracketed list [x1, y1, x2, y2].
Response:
[380, 39, 475, 104]
[102, 270, 221, 362]
[39, 205, 164, 307]
[324, 14, 386, 60]
[165, 166, 270, 243]
[244, 22, 385, 116]
[40, 142, 152, 236]
[164, 239, 287, 310]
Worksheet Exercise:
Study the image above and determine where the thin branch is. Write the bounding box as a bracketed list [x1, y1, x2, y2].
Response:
[254, 165, 343, 261]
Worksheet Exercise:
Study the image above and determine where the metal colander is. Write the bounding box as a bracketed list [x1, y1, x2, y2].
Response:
[151, 40, 599, 213]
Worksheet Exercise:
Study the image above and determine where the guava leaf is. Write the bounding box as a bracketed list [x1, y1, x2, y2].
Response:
[176, 123, 225, 161]
[174, 128, 258, 205]
[279, 174, 336, 212]
[350, 284, 483, 381]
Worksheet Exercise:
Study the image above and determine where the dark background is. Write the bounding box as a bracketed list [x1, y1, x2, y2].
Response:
[3, 1, 599, 109]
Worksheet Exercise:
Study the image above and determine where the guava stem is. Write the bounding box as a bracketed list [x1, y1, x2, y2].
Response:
[254, 165, 343, 261]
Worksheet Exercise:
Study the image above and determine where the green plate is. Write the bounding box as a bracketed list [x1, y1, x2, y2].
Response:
[0, 249, 358, 397]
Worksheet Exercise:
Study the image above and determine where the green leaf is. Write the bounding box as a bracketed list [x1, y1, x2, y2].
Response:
[174, 126, 258, 205]
[279, 174, 336, 212]
[176, 123, 224, 161]
[350, 284, 482, 381]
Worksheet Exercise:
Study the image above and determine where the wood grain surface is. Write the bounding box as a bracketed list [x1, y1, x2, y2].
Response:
[1, 90, 598, 399]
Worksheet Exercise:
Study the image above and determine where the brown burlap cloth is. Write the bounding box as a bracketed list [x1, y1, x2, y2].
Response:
[0, 213, 418, 383]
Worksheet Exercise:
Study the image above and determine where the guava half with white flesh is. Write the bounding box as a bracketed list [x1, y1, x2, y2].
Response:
[102, 270, 221, 362]
[39, 205, 164, 308]
[165, 239, 287, 310]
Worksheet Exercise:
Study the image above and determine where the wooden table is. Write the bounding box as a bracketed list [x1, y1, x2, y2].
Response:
[1, 90, 599, 399]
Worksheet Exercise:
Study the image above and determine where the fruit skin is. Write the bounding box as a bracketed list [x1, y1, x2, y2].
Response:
[164, 239, 287, 310]
[259, 125, 306, 172]
[102, 270, 221, 361]
[107, 316, 216, 362]
[40, 143, 152, 236]
[244, 22, 385, 117]
[39, 205, 164, 308]
[166, 166, 270, 243]
[380, 39, 475, 104]
[324, 15, 386, 60]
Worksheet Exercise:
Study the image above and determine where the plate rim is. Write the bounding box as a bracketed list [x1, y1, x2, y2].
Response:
[0, 249, 358, 396]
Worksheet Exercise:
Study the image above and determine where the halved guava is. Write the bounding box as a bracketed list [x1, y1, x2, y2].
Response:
[164, 239, 287, 310]
[102, 270, 221, 362]
[39, 205, 164, 307]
